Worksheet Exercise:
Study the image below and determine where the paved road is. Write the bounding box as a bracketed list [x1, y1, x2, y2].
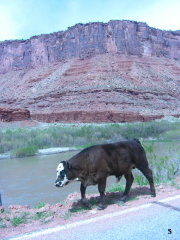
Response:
[5, 195, 180, 240]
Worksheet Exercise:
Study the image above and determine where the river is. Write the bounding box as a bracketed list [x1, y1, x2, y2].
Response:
[0, 151, 117, 207]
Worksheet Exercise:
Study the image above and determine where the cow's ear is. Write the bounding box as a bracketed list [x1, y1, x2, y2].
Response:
[67, 162, 71, 169]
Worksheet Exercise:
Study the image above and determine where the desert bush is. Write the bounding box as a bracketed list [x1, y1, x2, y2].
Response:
[10, 216, 26, 227]
[34, 202, 45, 209]
[12, 145, 39, 157]
[31, 212, 52, 221]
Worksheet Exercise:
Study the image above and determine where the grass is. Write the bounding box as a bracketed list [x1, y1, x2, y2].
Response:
[0, 224, 7, 228]
[70, 206, 87, 214]
[171, 180, 180, 189]
[106, 183, 124, 193]
[31, 212, 52, 221]
[34, 202, 45, 209]
[1, 210, 52, 228]
[107, 139, 179, 187]
[133, 174, 148, 186]
[140, 141, 179, 185]
[12, 146, 39, 157]
[0, 218, 7, 228]
[128, 196, 139, 201]
[61, 211, 74, 220]
[8, 212, 31, 227]
[10, 216, 25, 227]
[21, 211, 30, 218]
[69, 198, 98, 215]
[88, 198, 98, 207]
[0, 119, 179, 157]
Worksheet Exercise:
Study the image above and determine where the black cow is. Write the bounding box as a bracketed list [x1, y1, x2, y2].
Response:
[55, 139, 156, 210]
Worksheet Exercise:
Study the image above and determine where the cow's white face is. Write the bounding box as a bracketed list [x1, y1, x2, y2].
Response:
[55, 161, 70, 187]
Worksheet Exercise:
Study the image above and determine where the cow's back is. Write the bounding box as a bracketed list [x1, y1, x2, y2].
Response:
[88, 140, 148, 174]
[69, 139, 148, 179]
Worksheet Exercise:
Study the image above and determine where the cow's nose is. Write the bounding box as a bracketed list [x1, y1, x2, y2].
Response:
[55, 181, 60, 187]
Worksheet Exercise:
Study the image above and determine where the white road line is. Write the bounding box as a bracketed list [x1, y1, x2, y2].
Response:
[158, 195, 180, 202]
[6, 194, 180, 240]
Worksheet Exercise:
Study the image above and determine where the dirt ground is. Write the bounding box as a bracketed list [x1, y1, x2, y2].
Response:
[0, 178, 180, 239]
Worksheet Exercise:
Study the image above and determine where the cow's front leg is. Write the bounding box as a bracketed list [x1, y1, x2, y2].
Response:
[97, 178, 107, 210]
[80, 183, 91, 209]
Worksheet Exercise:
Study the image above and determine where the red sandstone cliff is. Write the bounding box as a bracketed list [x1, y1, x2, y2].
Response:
[0, 108, 30, 122]
[0, 20, 179, 122]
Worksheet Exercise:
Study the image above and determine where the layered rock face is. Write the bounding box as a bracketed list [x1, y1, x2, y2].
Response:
[0, 20, 180, 74]
[0, 108, 30, 122]
[0, 20, 179, 122]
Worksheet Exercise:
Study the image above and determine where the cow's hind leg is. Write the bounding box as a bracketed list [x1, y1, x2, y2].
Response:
[138, 167, 156, 197]
[97, 178, 107, 210]
[120, 171, 134, 202]
[80, 183, 91, 209]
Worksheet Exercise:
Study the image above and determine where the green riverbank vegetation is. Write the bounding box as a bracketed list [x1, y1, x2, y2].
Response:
[0, 119, 179, 184]
[0, 119, 179, 156]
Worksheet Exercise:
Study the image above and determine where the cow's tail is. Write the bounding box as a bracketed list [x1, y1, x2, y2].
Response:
[133, 138, 141, 145]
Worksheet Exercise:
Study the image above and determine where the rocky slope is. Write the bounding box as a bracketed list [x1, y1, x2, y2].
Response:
[0, 20, 179, 122]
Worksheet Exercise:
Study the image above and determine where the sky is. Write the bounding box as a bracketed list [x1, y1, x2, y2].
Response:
[0, 0, 179, 41]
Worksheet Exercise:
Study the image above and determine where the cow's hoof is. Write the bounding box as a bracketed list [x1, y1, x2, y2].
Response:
[119, 196, 127, 202]
[151, 193, 156, 197]
[97, 204, 106, 210]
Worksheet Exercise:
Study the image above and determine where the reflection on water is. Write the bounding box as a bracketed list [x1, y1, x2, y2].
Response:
[0, 151, 117, 207]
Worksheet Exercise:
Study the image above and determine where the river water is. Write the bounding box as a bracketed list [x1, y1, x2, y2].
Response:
[0, 151, 117, 207]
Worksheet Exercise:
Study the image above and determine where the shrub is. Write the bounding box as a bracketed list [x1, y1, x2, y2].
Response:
[134, 142, 180, 185]
[31, 212, 52, 221]
[34, 202, 45, 209]
[10, 216, 25, 227]
[12, 145, 38, 157]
